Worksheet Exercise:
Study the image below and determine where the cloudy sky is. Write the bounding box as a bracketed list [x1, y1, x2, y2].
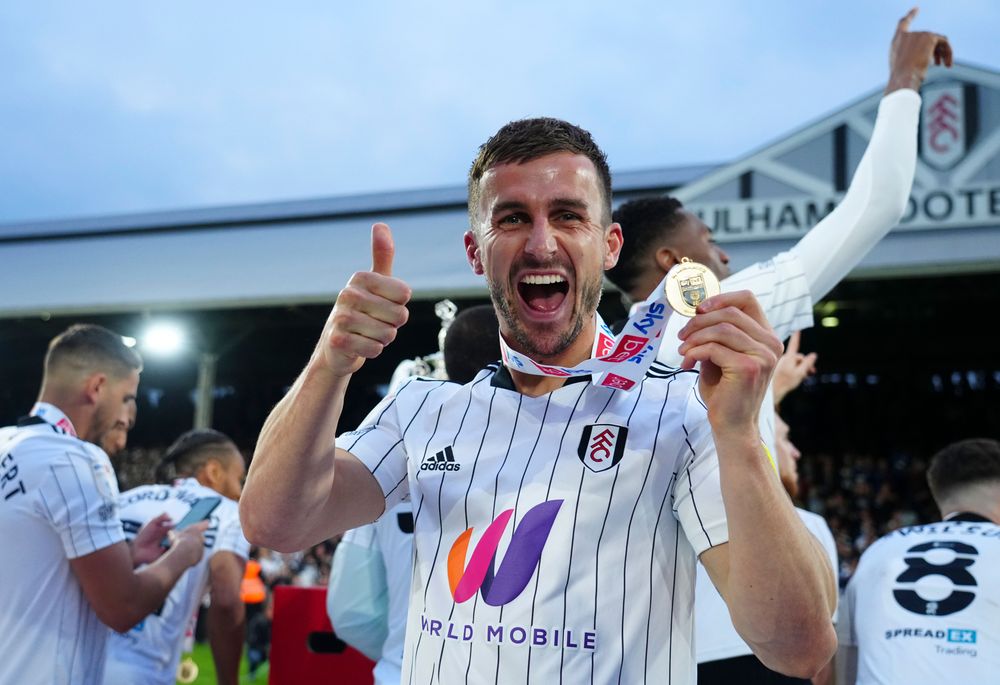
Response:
[2, 1, 997, 224]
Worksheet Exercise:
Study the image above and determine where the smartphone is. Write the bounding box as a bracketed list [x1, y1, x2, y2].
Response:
[160, 495, 222, 548]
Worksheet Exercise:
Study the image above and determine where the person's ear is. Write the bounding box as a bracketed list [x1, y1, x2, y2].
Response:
[83, 372, 107, 405]
[654, 246, 682, 274]
[604, 223, 624, 270]
[464, 230, 484, 275]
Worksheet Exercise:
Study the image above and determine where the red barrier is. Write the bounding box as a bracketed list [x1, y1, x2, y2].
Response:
[269, 586, 375, 685]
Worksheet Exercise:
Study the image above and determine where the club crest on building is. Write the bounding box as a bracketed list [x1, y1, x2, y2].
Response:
[577, 424, 628, 473]
[921, 83, 967, 170]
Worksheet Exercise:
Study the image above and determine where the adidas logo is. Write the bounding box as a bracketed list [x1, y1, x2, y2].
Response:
[421, 445, 461, 472]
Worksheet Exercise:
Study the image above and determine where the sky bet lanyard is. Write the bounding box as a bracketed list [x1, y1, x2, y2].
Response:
[498, 274, 674, 392]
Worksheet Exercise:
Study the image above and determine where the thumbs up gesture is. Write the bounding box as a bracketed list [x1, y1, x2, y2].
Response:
[320, 223, 412, 377]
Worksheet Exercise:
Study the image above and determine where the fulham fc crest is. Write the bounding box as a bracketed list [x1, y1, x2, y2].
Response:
[577, 424, 628, 473]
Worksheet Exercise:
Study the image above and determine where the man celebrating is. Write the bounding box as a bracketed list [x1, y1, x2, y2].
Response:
[0, 324, 206, 684]
[242, 119, 836, 682]
[840, 438, 1000, 683]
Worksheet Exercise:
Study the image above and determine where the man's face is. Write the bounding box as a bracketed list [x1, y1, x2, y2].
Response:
[101, 402, 136, 458]
[671, 211, 731, 279]
[465, 152, 622, 361]
[775, 416, 802, 499]
[90, 369, 140, 450]
[214, 446, 247, 501]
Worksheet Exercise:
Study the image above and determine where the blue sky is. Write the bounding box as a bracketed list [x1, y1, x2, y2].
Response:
[2, 1, 998, 223]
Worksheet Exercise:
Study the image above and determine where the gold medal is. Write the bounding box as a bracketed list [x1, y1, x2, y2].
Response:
[664, 258, 721, 317]
[176, 656, 199, 683]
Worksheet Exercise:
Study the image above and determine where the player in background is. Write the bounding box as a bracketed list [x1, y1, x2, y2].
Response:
[242, 109, 837, 680]
[839, 438, 1000, 684]
[605, 9, 952, 457]
[327, 302, 500, 685]
[0, 324, 205, 685]
[697, 335, 837, 684]
[103, 428, 250, 685]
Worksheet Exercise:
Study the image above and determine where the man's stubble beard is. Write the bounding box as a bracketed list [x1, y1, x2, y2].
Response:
[488, 270, 604, 360]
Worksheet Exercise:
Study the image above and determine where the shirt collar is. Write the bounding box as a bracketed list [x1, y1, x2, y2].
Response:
[943, 511, 993, 523]
[29, 402, 78, 438]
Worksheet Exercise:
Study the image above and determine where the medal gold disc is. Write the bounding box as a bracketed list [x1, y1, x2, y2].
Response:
[664, 258, 721, 317]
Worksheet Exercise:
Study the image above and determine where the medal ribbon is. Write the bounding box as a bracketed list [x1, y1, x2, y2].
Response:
[30, 401, 79, 438]
[498, 275, 673, 391]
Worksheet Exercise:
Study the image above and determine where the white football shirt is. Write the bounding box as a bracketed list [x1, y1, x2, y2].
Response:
[328, 502, 415, 685]
[103, 477, 249, 685]
[843, 515, 1000, 685]
[0, 408, 125, 685]
[336, 361, 738, 684]
[695, 506, 838, 663]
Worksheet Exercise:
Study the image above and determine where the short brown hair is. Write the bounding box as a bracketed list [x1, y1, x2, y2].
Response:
[468, 117, 613, 226]
[45, 324, 143, 380]
[927, 438, 1000, 504]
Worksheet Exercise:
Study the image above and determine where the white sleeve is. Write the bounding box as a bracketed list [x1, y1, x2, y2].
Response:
[722, 250, 813, 341]
[791, 89, 921, 302]
[334, 382, 414, 513]
[326, 525, 389, 661]
[214, 503, 251, 560]
[671, 386, 729, 556]
[38, 446, 125, 558]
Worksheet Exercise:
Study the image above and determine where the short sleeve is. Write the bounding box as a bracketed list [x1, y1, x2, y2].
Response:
[671, 386, 729, 556]
[334, 383, 412, 513]
[214, 505, 251, 560]
[722, 251, 813, 341]
[39, 446, 125, 559]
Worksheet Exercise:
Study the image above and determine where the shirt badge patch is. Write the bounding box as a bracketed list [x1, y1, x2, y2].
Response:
[577, 424, 628, 473]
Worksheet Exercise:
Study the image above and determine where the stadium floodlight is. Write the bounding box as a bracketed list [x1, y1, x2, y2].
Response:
[141, 322, 186, 356]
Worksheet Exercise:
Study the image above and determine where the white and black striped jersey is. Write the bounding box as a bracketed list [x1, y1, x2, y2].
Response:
[103, 478, 249, 685]
[336, 362, 735, 684]
[0, 410, 126, 685]
[843, 514, 1000, 685]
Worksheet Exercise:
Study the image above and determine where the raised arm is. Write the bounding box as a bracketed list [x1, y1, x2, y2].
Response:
[794, 8, 953, 302]
[679, 292, 837, 677]
[240, 223, 412, 551]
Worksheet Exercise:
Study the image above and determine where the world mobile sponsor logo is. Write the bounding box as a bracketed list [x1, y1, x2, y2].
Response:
[447, 500, 562, 606]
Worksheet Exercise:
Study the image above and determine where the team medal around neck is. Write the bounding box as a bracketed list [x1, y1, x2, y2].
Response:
[664, 258, 721, 317]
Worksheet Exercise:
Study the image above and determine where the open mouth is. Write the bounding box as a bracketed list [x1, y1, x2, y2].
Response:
[517, 274, 569, 313]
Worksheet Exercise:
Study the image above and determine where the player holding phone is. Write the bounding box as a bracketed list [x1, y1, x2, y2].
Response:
[103, 429, 250, 685]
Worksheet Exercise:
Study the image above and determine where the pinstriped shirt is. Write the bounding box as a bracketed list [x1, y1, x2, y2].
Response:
[0, 413, 126, 685]
[336, 362, 731, 684]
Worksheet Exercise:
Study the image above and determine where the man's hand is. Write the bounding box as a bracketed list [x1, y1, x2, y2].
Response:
[772, 331, 818, 407]
[319, 223, 412, 377]
[677, 290, 783, 439]
[165, 520, 210, 568]
[886, 7, 953, 94]
[130, 512, 173, 567]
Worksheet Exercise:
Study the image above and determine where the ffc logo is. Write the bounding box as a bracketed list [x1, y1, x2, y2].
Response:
[447, 500, 563, 606]
[921, 84, 967, 171]
[577, 424, 628, 473]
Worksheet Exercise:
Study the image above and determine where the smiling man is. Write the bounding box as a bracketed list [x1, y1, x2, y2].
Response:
[241, 118, 836, 683]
